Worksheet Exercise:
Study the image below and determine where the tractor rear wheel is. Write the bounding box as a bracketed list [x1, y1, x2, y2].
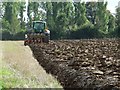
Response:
[24, 41, 28, 46]
[44, 35, 50, 43]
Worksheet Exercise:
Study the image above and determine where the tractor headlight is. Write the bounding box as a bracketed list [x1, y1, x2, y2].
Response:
[25, 34, 28, 38]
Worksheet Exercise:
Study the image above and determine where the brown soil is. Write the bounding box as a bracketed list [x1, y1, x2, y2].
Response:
[29, 39, 120, 90]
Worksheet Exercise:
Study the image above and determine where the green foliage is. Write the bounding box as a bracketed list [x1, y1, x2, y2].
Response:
[1, 1, 120, 40]
[1, 29, 13, 40]
[3, 2, 13, 24]
[115, 27, 120, 37]
[1, 19, 11, 30]
[2, 2, 21, 35]
[115, 7, 120, 37]
[1, 2, 26, 40]
[74, 2, 89, 27]
[70, 23, 102, 39]
[46, 2, 54, 30]
[85, 1, 116, 38]
[95, 2, 109, 34]
[1, 29, 26, 40]
[45, 1, 119, 39]
[27, 2, 42, 23]
[116, 7, 120, 27]
[10, 11, 20, 35]
[108, 12, 115, 33]
[19, 2, 26, 29]
[86, 2, 97, 24]
[13, 30, 26, 40]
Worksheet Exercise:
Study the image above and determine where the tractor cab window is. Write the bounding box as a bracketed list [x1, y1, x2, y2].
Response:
[33, 22, 45, 33]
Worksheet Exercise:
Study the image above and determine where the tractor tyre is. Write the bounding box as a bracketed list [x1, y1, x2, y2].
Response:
[44, 35, 50, 43]
[24, 41, 27, 46]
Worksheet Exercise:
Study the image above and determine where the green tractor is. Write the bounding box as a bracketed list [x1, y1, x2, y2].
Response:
[24, 21, 50, 46]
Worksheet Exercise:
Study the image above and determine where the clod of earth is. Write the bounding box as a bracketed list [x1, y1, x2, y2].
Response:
[29, 39, 120, 90]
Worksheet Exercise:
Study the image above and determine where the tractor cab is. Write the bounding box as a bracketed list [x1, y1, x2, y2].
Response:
[32, 21, 47, 33]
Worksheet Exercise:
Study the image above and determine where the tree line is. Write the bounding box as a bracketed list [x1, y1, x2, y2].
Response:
[1, 1, 120, 40]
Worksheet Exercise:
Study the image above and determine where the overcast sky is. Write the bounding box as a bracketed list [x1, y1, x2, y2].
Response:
[106, 0, 119, 13]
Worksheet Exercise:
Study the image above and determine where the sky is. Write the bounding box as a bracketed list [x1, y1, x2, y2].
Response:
[106, 0, 120, 14]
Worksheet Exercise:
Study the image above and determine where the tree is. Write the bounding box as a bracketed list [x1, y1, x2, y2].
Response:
[10, 2, 20, 35]
[95, 1, 109, 34]
[3, 2, 13, 24]
[46, 2, 54, 30]
[116, 7, 120, 28]
[86, 2, 97, 24]
[56, 2, 75, 38]
[2, 2, 20, 35]
[27, 2, 32, 28]
[19, 2, 26, 29]
[115, 7, 120, 37]
[62, 2, 74, 31]
[74, 2, 89, 29]
[27, 2, 43, 28]
[107, 11, 115, 33]
[31, 2, 39, 20]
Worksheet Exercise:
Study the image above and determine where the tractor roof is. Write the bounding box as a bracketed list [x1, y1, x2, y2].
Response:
[33, 21, 46, 23]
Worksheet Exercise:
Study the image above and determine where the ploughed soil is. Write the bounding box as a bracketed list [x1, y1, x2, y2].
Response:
[29, 39, 120, 90]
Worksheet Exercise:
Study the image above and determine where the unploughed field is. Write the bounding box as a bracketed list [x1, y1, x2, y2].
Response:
[0, 41, 62, 89]
[29, 39, 120, 90]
